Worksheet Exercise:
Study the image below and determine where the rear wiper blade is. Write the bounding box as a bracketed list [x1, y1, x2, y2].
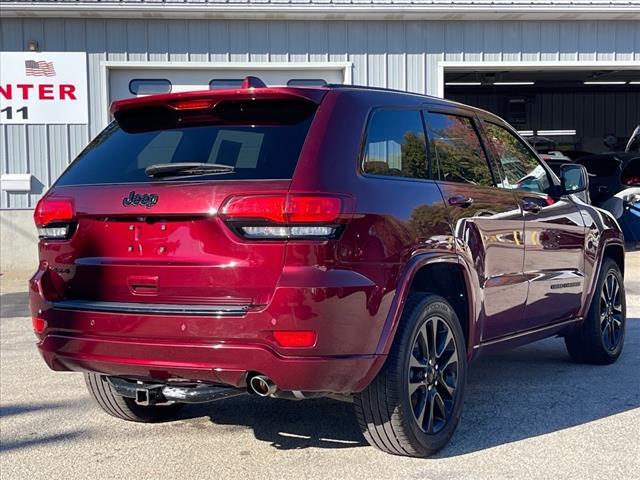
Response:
[145, 162, 235, 178]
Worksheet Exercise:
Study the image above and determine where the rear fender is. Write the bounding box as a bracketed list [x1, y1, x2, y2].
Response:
[373, 253, 477, 359]
[579, 236, 625, 320]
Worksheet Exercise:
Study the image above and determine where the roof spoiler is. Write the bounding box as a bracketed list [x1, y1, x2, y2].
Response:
[110, 76, 327, 116]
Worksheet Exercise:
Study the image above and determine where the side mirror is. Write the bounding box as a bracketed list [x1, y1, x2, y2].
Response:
[560, 164, 589, 195]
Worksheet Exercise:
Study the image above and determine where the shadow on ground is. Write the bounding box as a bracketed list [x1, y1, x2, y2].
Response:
[0, 401, 87, 453]
[186, 395, 365, 450]
[176, 320, 640, 455]
[0, 401, 75, 420]
[0, 291, 29, 319]
[1, 431, 86, 454]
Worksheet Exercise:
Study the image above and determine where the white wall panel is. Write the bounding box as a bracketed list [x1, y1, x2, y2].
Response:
[1, 17, 638, 209]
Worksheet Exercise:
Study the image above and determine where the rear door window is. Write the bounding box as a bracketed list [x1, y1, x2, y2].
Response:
[424, 112, 493, 187]
[56, 100, 317, 186]
[362, 109, 428, 180]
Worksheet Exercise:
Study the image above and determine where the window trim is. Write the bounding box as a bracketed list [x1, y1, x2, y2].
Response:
[358, 106, 435, 184]
[128, 78, 172, 96]
[422, 107, 499, 188]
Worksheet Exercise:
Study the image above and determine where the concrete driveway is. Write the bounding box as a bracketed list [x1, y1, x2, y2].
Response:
[1, 255, 639, 480]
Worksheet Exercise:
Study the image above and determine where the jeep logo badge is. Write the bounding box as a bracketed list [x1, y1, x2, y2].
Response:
[123, 191, 159, 208]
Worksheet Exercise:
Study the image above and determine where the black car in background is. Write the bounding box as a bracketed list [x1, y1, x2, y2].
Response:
[575, 153, 640, 249]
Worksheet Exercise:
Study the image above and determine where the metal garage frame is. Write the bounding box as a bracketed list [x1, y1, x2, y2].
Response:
[437, 61, 640, 98]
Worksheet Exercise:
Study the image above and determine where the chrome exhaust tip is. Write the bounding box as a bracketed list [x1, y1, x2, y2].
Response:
[249, 375, 277, 397]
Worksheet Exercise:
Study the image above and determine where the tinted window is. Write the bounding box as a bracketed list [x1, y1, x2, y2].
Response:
[425, 112, 493, 187]
[484, 122, 551, 194]
[362, 109, 428, 180]
[209, 79, 243, 89]
[56, 102, 316, 186]
[129, 79, 172, 96]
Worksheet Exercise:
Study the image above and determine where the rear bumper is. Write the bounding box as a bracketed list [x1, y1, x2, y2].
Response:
[37, 334, 383, 393]
[29, 267, 391, 394]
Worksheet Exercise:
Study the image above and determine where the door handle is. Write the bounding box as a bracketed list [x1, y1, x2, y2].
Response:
[521, 200, 542, 214]
[448, 195, 474, 208]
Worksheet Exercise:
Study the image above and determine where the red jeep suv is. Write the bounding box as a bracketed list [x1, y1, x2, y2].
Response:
[30, 78, 626, 457]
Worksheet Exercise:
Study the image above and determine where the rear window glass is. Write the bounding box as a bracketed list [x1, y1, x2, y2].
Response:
[56, 101, 316, 186]
[362, 109, 428, 180]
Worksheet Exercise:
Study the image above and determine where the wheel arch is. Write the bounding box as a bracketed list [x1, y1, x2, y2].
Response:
[602, 242, 624, 277]
[580, 238, 625, 319]
[374, 253, 477, 360]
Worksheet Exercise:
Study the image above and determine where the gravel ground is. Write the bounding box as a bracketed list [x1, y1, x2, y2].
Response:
[1, 253, 639, 480]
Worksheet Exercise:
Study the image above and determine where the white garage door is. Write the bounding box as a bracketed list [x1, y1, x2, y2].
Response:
[109, 67, 344, 102]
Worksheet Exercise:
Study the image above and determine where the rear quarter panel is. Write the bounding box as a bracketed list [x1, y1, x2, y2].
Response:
[288, 90, 455, 356]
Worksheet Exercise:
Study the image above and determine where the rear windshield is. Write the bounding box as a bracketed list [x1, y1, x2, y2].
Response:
[56, 100, 316, 186]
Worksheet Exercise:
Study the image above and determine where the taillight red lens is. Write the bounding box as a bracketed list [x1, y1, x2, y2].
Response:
[221, 194, 342, 224]
[272, 330, 317, 348]
[286, 196, 341, 223]
[32, 317, 46, 334]
[221, 194, 348, 240]
[221, 195, 287, 223]
[33, 197, 74, 227]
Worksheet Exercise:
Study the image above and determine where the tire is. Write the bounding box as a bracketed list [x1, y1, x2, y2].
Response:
[84, 373, 183, 423]
[565, 258, 626, 365]
[354, 293, 467, 457]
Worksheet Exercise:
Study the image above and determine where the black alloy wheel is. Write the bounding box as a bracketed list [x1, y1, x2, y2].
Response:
[599, 271, 624, 351]
[408, 315, 459, 434]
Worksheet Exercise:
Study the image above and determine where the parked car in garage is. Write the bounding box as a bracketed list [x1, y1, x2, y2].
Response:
[575, 153, 640, 249]
[538, 151, 574, 177]
[30, 79, 626, 457]
[523, 136, 592, 164]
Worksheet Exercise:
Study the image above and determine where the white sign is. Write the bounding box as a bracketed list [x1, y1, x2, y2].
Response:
[0, 52, 88, 124]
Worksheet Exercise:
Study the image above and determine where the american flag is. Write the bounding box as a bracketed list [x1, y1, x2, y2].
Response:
[25, 60, 56, 77]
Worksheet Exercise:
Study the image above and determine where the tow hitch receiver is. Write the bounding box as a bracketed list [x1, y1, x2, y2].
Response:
[107, 377, 246, 405]
[135, 384, 164, 406]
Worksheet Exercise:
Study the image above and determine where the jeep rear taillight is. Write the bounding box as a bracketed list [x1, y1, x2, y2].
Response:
[33, 197, 75, 240]
[221, 194, 349, 240]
